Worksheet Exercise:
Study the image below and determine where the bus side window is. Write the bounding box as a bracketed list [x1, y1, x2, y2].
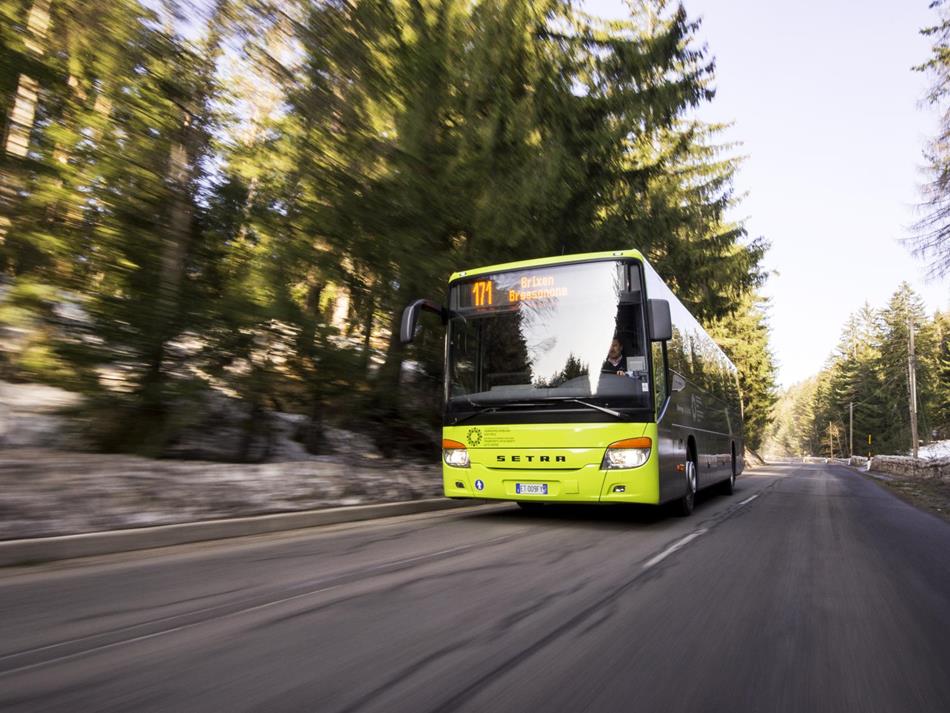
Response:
[651, 341, 667, 418]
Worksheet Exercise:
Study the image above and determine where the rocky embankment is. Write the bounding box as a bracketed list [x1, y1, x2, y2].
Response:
[0, 449, 442, 540]
[0, 381, 442, 540]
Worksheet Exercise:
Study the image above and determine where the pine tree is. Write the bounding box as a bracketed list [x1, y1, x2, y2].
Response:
[876, 283, 936, 453]
[0, 0, 233, 452]
[912, 0, 950, 278]
[776, 287, 945, 458]
[824, 305, 886, 456]
[933, 310, 950, 437]
[708, 292, 776, 451]
[761, 378, 815, 457]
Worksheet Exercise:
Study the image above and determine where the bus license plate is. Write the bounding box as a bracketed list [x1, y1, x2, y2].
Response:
[516, 483, 547, 495]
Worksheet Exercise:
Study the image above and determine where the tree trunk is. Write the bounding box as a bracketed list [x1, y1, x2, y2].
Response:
[140, 127, 192, 412]
[298, 279, 324, 356]
[3, 75, 40, 159]
[158, 136, 191, 324]
[362, 295, 375, 374]
[303, 396, 326, 455]
[139, 1, 228, 449]
[0, 0, 51, 247]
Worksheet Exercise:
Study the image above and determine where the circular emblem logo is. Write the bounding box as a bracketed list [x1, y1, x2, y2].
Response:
[466, 427, 483, 447]
[474, 479, 485, 491]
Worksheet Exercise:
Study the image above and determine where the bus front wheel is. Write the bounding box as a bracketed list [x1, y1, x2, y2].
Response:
[673, 458, 697, 516]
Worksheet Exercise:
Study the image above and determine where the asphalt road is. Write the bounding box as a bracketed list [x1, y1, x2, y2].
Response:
[1, 463, 948, 713]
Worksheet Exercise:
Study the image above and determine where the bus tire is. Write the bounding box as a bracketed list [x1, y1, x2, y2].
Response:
[720, 470, 736, 495]
[720, 444, 737, 495]
[674, 457, 697, 516]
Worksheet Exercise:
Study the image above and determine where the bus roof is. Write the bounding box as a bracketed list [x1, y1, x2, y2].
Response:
[448, 248, 646, 282]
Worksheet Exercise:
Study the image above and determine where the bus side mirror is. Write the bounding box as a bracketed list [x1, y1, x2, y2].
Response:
[400, 299, 446, 345]
[649, 299, 672, 341]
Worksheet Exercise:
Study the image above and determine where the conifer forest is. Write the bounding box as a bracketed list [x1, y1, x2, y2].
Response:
[0, 0, 945, 460]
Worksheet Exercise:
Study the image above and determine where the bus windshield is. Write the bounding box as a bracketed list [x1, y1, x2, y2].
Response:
[446, 260, 652, 422]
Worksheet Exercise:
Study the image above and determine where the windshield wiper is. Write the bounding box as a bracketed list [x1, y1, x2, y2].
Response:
[557, 398, 626, 419]
[450, 401, 541, 425]
[450, 398, 627, 424]
[451, 405, 497, 425]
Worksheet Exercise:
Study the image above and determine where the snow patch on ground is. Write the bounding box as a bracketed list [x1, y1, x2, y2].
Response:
[913, 440, 950, 461]
[0, 382, 80, 449]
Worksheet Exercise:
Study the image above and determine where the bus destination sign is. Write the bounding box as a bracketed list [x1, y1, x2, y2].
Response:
[458, 272, 569, 310]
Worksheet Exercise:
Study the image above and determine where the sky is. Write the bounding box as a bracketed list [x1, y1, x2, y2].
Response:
[587, 0, 950, 387]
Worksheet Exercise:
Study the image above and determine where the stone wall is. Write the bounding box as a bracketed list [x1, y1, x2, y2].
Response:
[868, 455, 950, 481]
[0, 449, 442, 540]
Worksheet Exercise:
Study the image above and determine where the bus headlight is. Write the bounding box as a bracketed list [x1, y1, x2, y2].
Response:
[602, 437, 652, 470]
[442, 439, 470, 468]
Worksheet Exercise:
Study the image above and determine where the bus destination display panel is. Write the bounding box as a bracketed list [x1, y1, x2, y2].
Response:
[455, 269, 571, 311]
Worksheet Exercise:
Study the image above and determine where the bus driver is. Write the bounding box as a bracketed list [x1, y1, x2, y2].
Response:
[602, 338, 626, 375]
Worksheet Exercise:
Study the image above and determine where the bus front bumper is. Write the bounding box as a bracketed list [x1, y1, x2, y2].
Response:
[442, 463, 660, 505]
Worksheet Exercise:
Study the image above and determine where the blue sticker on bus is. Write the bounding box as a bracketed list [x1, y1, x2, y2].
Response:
[474, 479, 484, 491]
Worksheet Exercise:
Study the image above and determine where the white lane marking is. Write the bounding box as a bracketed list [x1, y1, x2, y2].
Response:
[642, 529, 707, 569]
[738, 494, 759, 506]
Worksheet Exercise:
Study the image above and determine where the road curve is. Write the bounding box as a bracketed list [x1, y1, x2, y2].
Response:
[0, 462, 947, 713]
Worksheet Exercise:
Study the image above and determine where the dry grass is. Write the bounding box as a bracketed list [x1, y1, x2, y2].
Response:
[872, 475, 950, 523]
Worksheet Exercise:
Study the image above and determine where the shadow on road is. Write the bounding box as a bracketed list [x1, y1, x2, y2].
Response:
[461, 488, 728, 531]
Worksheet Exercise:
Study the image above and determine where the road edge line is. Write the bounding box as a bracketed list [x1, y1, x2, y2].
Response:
[0, 498, 486, 568]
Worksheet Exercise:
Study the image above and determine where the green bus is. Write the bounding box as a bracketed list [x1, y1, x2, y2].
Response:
[400, 249, 743, 515]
